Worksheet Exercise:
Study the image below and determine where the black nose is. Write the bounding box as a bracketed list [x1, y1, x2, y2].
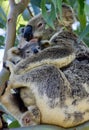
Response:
[24, 25, 33, 41]
[33, 48, 39, 54]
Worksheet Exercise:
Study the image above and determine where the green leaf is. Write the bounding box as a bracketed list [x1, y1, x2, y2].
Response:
[0, 7, 7, 28]
[0, 36, 5, 46]
[78, 0, 86, 29]
[30, 0, 42, 7]
[0, 7, 7, 20]
[9, 120, 20, 128]
[41, 0, 62, 29]
[78, 24, 89, 42]
[56, 0, 62, 20]
[78, 0, 85, 14]
[22, 9, 31, 21]
[41, 0, 55, 29]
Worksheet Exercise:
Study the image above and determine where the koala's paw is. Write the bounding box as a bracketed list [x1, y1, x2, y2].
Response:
[3, 61, 9, 70]
[4, 61, 15, 73]
[21, 106, 40, 126]
[21, 111, 32, 126]
[4, 61, 11, 68]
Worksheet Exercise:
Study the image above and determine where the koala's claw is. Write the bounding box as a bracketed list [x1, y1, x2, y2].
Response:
[3, 61, 10, 71]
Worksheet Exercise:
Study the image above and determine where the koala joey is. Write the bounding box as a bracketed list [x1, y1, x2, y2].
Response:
[6, 41, 75, 76]
[7, 39, 50, 64]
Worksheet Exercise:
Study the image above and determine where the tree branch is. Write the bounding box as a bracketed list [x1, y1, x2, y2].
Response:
[0, 0, 29, 96]
[9, 0, 15, 7]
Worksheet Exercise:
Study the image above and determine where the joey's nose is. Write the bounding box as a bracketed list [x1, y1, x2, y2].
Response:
[33, 49, 39, 53]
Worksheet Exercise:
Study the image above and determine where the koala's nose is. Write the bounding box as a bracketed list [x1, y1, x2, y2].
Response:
[33, 48, 39, 54]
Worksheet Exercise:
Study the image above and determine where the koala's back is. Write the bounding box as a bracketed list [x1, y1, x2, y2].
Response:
[25, 65, 89, 128]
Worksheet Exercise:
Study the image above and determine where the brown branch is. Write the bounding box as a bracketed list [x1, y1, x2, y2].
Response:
[27, 6, 34, 17]
[9, 0, 15, 7]
[0, 0, 29, 96]
[3, 0, 29, 61]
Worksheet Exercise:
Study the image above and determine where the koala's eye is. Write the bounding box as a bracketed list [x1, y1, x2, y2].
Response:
[37, 22, 43, 28]
[26, 51, 30, 53]
[37, 46, 41, 49]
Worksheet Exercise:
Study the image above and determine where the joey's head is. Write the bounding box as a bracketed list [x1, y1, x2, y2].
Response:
[22, 4, 75, 41]
[18, 39, 50, 59]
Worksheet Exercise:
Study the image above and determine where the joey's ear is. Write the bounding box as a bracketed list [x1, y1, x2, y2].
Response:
[41, 40, 50, 49]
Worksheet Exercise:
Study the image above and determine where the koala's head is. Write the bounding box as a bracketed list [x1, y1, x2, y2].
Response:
[18, 40, 50, 59]
[21, 4, 75, 42]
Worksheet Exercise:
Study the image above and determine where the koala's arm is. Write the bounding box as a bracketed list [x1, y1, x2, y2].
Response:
[20, 88, 36, 107]
[14, 46, 75, 75]
[7, 47, 20, 60]
[5, 61, 15, 77]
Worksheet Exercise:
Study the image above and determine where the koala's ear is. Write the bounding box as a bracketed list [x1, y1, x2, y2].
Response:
[41, 40, 50, 49]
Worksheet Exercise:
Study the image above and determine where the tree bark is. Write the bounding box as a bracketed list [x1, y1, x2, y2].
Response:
[0, 0, 29, 96]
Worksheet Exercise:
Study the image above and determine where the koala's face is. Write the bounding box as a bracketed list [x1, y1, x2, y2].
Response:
[21, 4, 75, 42]
[19, 41, 41, 58]
[18, 40, 50, 59]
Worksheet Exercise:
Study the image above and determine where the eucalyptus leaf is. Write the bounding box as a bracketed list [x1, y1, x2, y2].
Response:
[0, 7, 7, 28]
[9, 120, 20, 128]
[0, 36, 5, 46]
[22, 9, 31, 21]
[78, 0, 86, 29]
[41, 0, 56, 29]
[78, 0, 85, 14]
[0, 7, 7, 20]
[78, 24, 89, 42]
[56, 0, 62, 20]
[31, 4, 40, 15]
[30, 0, 42, 7]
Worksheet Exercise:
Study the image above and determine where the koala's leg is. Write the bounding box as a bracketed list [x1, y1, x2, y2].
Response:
[20, 105, 40, 126]
[20, 88, 35, 107]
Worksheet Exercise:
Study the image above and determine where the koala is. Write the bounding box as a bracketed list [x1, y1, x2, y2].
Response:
[2, 61, 89, 128]
[7, 39, 50, 64]
[1, 6, 76, 125]
[1, 64, 71, 127]
[3, 3, 89, 128]
[49, 29, 89, 58]
[3, 35, 89, 128]
[1, 37, 76, 127]
[2, 34, 89, 128]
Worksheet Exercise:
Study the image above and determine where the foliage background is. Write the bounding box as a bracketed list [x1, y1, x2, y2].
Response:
[0, 0, 89, 129]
